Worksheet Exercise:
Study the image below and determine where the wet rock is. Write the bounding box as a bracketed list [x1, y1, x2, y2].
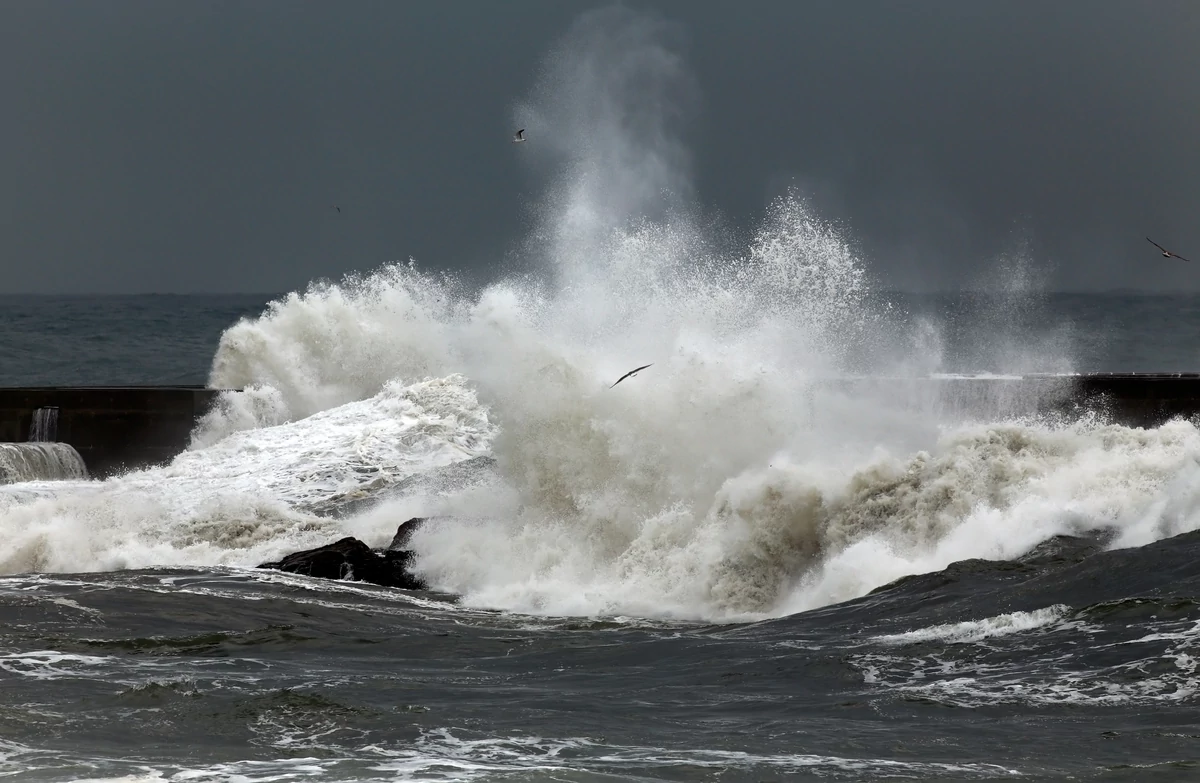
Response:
[388, 517, 426, 550]
[257, 528, 427, 590]
[1017, 532, 1111, 567]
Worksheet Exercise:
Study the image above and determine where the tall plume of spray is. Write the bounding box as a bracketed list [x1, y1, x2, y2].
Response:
[407, 7, 947, 620]
[514, 6, 699, 247]
[200, 7, 959, 618]
[962, 225, 1075, 376]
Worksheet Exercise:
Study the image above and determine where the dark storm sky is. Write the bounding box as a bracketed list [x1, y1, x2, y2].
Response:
[3, 1, 1198, 294]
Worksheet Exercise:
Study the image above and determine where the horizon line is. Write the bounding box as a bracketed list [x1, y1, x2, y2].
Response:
[1, 288, 1195, 297]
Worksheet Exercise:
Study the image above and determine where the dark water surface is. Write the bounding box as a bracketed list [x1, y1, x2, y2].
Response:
[2, 530, 1198, 781]
[0, 295, 277, 387]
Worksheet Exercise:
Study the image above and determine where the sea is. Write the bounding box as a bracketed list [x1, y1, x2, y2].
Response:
[3, 263, 1200, 782]
[4, 9, 1200, 776]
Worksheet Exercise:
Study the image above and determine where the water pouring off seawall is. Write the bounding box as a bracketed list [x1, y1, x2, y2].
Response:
[28, 406, 59, 443]
[0, 443, 88, 485]
[0, 387, 222, 478]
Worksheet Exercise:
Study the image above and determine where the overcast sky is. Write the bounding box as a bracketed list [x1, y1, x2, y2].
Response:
[3, 0, 1198, 294]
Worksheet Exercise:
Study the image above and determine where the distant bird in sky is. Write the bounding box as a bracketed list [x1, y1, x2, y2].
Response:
[331, 205, 341, 213]
[1147, 237, 1191, 262]
[512, 128, 526, 143]
[610, 363, 652, 388]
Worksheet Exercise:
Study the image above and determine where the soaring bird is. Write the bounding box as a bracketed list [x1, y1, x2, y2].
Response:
[1147, 237, 1192, 263]
[332, 205, 341, 213]
[610, 363, 652, 388]
[512, 128, 526, 143]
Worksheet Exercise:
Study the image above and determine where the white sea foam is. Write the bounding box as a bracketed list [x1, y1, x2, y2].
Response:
[873, 606, 1072, 646]
[0, 376, 492, 575]
[366, 727, 1023, 779]
[857, 615, 1200, 707]
[2, 6, 1200, 628]
[0, 650, 113, 680]
[12, 732, 1022, 783]
[199, 261, 466, 438]
[412, 417, 1200, 621]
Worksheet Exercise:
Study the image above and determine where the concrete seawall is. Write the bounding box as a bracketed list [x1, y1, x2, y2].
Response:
[997, 373, 1200, 428]
[0, 375, 1198, 480]
[824, 373, 1200, 430]
[0, 386, 226, 478]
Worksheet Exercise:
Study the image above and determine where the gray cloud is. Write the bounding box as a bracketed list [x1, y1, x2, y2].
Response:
[2, 0, 1197, 293]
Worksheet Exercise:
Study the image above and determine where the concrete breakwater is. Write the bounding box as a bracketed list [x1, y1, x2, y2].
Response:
[0, 375, 1197, 480]
[0, 386, 224, 478]
[819, 373, 1200, 430]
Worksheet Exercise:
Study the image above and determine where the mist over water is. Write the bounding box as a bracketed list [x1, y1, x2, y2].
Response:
[3, 6, 1200, 626]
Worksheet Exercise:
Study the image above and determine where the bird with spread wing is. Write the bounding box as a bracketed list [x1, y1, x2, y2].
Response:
[1147, 237, 1192, 263]
[610, 364, 652, 388]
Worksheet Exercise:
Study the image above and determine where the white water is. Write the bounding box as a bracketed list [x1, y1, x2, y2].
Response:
[27, 407, 59, 443]
[858, 607, 1200, 707]
[0, 443, 87, 485]
[3, 6, 1200, 623]
[0, 377, 492, 575]
[871, 606, 1073, 646]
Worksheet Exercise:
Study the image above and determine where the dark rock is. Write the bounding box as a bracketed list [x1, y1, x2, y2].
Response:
[382, 549, 420, 582]
[377, 547, 425, 590]
[1016, 531, 1111, 567]
[388, 517, 427, 550]
[258, 536, 427, 590]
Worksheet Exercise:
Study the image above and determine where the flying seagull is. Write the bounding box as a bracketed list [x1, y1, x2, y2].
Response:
[610, 363, 653, 388]
[331, 205, 341, 213]
[1147, 237, 1192, 263]
[512, 128, 526, 143]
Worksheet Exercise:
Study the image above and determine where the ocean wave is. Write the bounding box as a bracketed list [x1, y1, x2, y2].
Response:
[871, 606, 1074, 646]
[0, 377, 493, 575]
